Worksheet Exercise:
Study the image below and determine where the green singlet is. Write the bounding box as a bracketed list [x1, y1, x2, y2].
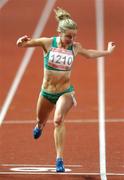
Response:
[44, 36, 74, 71]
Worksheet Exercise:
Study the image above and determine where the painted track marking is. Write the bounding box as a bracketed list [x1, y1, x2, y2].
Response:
[2, 118, 124, 124]
[95, 0, 107, 179]
[10, 167, 71, 172]
[1, 164, 82, 167]
[0, 164, 82, 174]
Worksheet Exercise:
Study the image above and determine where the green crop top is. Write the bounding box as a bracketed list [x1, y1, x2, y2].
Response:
[44, 36, 74, 71]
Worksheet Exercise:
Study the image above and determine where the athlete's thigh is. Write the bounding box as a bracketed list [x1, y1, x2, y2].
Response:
[37, 94, 55, 120]
[54, 93, 74, 117]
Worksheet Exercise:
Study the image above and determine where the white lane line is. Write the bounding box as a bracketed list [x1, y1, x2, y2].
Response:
[0, 171, 124, 176]
[2, 118, 124, 124]
[1, 164, 82, 167]
[95, 0, 107, 180]
[0, 172, 100, 175]
[0, 0, 56, 125]
[0, 0, 8, 9]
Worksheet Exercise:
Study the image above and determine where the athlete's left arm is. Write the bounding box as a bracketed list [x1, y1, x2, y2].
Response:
[76, 42, 116, 59]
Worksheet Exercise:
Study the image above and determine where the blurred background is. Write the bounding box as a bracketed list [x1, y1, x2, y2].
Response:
[0, 0, 124, 176]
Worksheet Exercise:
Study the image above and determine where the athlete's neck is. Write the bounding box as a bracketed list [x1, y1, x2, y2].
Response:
[59, 38, 71, 49]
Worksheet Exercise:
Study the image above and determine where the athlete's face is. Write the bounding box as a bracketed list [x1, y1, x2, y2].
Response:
[59, 29, 77, 45]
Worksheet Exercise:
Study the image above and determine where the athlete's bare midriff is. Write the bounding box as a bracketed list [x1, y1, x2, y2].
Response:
[42, 69, 71, 93]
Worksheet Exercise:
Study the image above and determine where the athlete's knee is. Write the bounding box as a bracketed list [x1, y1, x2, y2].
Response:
[54, 114, 63, 126]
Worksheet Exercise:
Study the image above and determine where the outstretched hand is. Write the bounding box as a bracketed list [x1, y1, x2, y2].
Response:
[107, 42, 116, 54]
[17, 35, 31, 46]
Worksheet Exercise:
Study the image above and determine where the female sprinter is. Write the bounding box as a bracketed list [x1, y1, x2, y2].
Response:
[16, 7, 116, 172]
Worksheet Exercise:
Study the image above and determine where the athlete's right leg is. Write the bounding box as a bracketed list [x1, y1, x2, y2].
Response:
[33, 94, 55, 139]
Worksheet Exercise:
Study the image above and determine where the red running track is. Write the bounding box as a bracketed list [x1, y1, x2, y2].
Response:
[0, 0, 124, 179]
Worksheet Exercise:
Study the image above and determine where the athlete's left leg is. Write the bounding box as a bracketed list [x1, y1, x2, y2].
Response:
[54, 92, 76, 172]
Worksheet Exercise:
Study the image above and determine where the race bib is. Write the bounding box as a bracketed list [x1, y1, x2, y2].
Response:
[48, 48, 74, 70]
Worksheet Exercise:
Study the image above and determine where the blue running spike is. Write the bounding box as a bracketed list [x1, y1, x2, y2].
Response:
[56, 158, 65, 172]
[33, 127, 42, 139]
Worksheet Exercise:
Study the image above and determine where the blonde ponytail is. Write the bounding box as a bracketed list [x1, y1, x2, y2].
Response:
[54, 7, 77, 32]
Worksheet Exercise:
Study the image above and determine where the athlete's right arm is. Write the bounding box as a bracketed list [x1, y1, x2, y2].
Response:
[16, 35, 52, 53]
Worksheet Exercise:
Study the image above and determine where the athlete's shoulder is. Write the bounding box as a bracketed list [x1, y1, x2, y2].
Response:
[73, 42, 85, 52]
[73, 42, 82, 50]
[73, 42, 82, 48]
